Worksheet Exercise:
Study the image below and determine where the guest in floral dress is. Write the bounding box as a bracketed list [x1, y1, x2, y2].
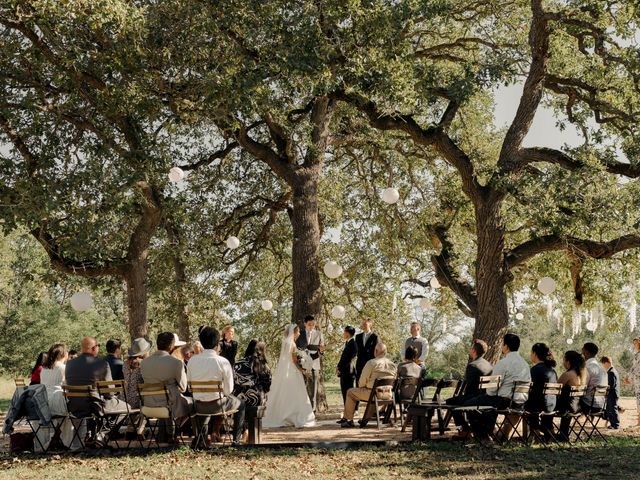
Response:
[123, 338, 152, 409]
[233, 340, 271, 407]
[624, 337, 640, 428]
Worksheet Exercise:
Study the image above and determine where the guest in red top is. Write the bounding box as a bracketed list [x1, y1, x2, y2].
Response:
[30, 351, 47, 385]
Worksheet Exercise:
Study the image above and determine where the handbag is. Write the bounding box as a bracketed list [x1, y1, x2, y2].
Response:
[9, 432, 34, 453]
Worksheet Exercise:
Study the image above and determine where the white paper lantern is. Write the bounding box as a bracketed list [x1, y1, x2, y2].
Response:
[586, 321, 597, 332]
[323, 261, 343, 279]
[419, 298, 431, 310]
[168, 166, 185, 183]
[566, 338, 574, 345]
[70, 291, 93, 312]
[553, 308, 563, 319]
[226, 236, 240, 250]
[430, 277, 441, 289]
[515, 312, 524, 321]
[381, 187, 400, 204]
[261, 300, 273, 311]
[331, 305, 346, 319]
[537, 277, 556, 295]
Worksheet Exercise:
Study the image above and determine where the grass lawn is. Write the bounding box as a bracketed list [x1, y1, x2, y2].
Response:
[2, 438, 640, 479]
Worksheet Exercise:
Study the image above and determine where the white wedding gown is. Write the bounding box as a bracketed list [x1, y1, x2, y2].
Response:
[263, 325, 316, 428]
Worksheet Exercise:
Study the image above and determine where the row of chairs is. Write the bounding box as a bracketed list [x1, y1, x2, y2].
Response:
[401, 375, 610, 445]
[23, 379, 236, 452]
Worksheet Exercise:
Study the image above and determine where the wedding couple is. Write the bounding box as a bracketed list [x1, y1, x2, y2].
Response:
[263, 318, 324, 428]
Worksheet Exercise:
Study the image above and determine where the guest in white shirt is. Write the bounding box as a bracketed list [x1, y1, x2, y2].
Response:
[401, 322, 429, 364]
[581, 342, 607, 411]
[464, 333, 531, 441]
[187, 326, 245, 446]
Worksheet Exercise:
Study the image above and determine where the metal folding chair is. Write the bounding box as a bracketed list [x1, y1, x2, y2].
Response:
[575, 385, 609, 443]
[400, 377, 438, 432]
[551, 384, 587, 445]
[494, 380, 532, 443]
[189, 380, 238, 448]
[525, 382, 563, 445]
[62, 384, 98, 450]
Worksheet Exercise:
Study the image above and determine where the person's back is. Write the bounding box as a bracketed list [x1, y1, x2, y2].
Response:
[105, 339, 124, 381]
[582, 343, 607, 410]
[65, 338, 111, 416]
[490, 351, 531, 403]
[360, 355, 396, 389]
[465, 356, 493, 396]
[528, 362, 558, 412]
[187, 350, 233, 401]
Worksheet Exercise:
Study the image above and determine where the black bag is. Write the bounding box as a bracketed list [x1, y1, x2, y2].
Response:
[9, 432, 34, 453]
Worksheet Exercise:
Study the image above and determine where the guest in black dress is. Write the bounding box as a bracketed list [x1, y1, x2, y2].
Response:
[526, 343, 558, 437]
[220, 325, 238, 366]
[233, 340, 272, 406]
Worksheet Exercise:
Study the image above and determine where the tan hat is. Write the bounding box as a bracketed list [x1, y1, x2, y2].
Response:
[173, 333, 186, 347]
[128, 338, 152, 358]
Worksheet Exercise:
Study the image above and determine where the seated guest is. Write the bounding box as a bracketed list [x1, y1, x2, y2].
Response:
[557, 350, 587, 440]
[193, 341, 204, 355]
[341, 343, 396, 428]
[140, 332, 193, 429]
[526, 343, 558, 438]
[181, 344, 195, 367]
[233, 340, 272, 407]
[30, 352, 47, 385]
[600, 356, 620, 429]
[582, 342, 607, 412]
[448, 339, 493, 440]
[220, 325, 238, 366]
[67, 350, 78, 361]
[105, 339, 124, 381]
[170, 334, 187, 361]
[65, 336, 130, 445]
[188, 326, 245, 446]
[40, 343, 74, 448]
[123, 338, 152, 409]
[396, 346, 425, 401]
[465, 333, 530, 442]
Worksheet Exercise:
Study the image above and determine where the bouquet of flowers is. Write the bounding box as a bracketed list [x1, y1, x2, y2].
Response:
[296, 349, 313, 372]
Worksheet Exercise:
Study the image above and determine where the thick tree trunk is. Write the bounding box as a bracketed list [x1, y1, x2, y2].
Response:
[290, 169, 323, 326]
[473, 197, 510, 363]
[124, 260, 149, 340]
[166, 223, 191, 341]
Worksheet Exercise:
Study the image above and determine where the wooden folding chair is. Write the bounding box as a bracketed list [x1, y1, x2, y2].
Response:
[359, 377, 397, 429]
[450, 375, 502, 438]
[525, 382, 563, 445]
[494, 380, 532, 443]
[395, 376, 422, 429]
[400, 377, 438, 432]
[189, 380, 238, 448]
[14, 378, 26, 389]
[575, 385, 609, 443]
[62, 385, 98, 450]
[96, 380, 141, 449]
[137, 382, 175, 449]
[551, 384, 586, 445]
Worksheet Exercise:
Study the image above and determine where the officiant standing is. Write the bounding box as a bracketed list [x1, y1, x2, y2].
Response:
[296, 315, 325, 411]
[401, 322, 429, 364]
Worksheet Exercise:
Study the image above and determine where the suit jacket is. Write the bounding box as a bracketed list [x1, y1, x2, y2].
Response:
[140, 350, 190, 417]
[106, 354, 124, 381]
[608, 367, 620, 399]
[296, 327, 324, 371]
[462, 357, 493, 398]
[65, 353, 112, 416]
[337, 338, 357, 376]
[358, 356, 397, 389]
[355, 331, 378, 378]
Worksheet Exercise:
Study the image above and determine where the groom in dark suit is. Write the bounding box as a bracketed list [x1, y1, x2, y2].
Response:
[355, 318, 378, 385]
[337, 326, 357, 405]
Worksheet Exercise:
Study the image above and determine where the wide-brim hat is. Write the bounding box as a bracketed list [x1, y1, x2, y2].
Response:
[128, 338, 153, 357]
[173, 333, 186, 347]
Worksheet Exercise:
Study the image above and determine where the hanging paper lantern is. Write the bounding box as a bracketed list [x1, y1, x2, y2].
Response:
[515, 312, 524, 321]
[70, 291, 93, 312]
[327, 322, 334, 334]
[586, 321, 597, 332]
[226, 236, 240, 250]
[430, 277, 441, 289]
[553, 308, 563, 319]
[537, 277, 556, 295]
[331, 305, 346, 319]
[261, 300, 273, 311]
[566, 338, 574, 345]
[168, 166, 185, 183]
[381, 187, 400, 204]
[419, 298, 431, 310]
[323, 261, 343, 279]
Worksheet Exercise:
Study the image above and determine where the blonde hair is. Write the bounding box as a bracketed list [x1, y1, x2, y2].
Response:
[222, 325, 234, 334]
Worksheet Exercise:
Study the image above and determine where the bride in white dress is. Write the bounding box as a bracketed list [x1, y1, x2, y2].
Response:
[263, 324, 316, 428]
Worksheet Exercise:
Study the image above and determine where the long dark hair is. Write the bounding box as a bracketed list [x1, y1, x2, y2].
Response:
[43, 344, 67, 369]
[31, 351, 47, 375]
[243, 339, 258, 358]
[251, 341, 270, 377]
[532, 342, 556, 368]
[564, 350, 587, 384]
